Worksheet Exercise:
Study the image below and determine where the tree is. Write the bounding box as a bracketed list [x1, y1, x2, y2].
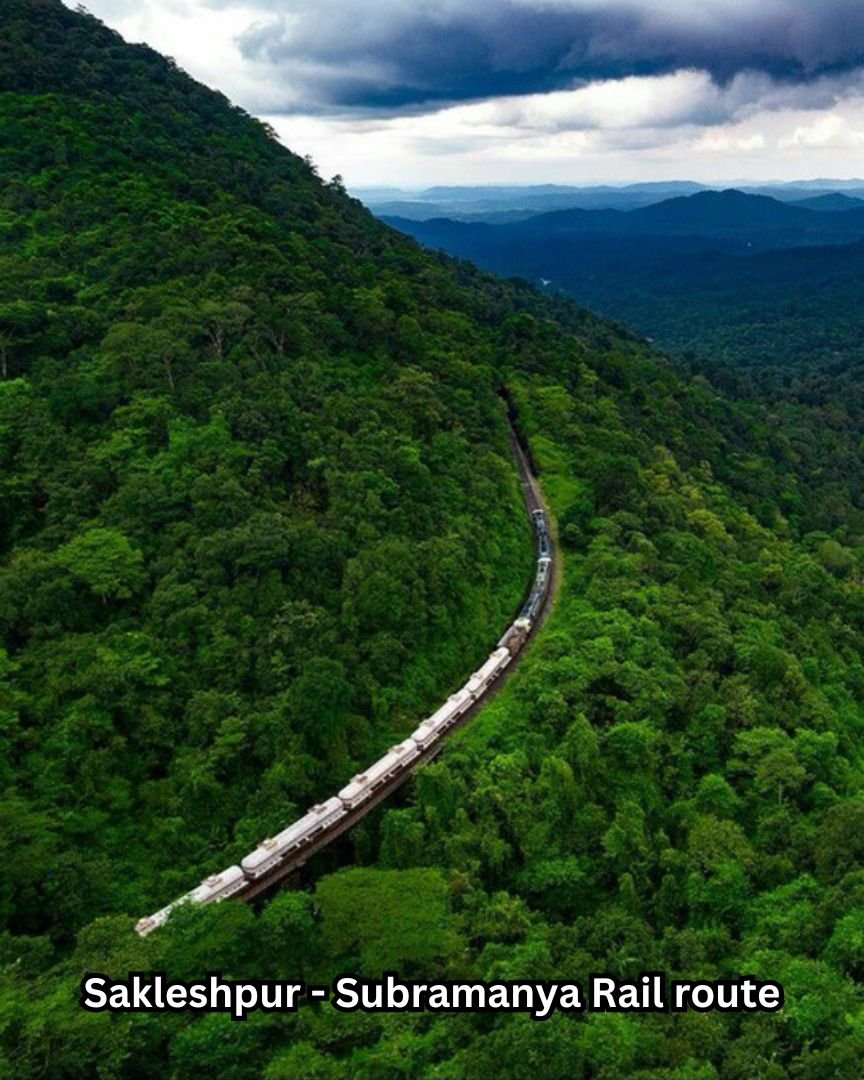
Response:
[56, 527, 146, 601]
[316, 868, 463, 976]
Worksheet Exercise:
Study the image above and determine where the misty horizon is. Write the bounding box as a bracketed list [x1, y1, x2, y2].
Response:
[352, 178, 864, 192]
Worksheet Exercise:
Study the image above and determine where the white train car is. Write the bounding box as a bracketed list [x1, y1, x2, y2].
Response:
[493, 645, 513, 677]
[464, 646, 511, 698]
[411, 717, 440, 749]
[339, 739, 420, 809]
[135, 864, 246, 937]
[187, 864, 247, 905]
[242, 797, 346, 880]
[426, 689, 471, 733]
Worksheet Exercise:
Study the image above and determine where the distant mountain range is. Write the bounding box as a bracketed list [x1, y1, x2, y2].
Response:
[790, 193, 864, 212]
[379, 187, 864, 371]
[358, 180, 864, 223]
[384, 189, 864, 258]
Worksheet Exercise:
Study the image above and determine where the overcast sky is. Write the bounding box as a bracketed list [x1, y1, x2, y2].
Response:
[71, 0, 864, 187]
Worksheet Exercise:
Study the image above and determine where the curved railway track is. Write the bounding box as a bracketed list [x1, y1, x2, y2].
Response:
[136, 415, 556, 933]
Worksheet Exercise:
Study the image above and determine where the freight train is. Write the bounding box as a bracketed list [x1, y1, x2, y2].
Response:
[136, 507, 552, 935]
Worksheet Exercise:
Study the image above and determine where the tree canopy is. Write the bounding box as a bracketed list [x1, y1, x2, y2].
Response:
[1, 3, 863, 1078]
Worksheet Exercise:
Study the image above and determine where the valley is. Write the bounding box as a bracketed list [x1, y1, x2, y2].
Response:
[383, 190, 864, 374]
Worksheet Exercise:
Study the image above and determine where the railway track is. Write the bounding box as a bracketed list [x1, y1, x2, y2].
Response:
[136, 414, 556, 931]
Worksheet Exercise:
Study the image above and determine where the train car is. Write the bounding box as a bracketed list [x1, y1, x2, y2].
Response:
[437, 689, 475, 731]
[427, 690, 470, 732]
[504, 619, 531, 655]
[187, 864, 247, 905]
[464, 646, 511, 698]
[411, 688, 470, 747]
[520, 588, 543, 625]
[136, 864, 246, 937]
[519, 555, 551, 619]
[535, 556, 552, 590]
[411, 717, 440, 749]
[532, 509, 551, 558]
[500, 553, 552, 659]
[338, 738, 420, 809]
[241, 797, 346, 880]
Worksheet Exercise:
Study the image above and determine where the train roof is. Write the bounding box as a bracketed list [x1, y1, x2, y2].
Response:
[427, 690, 468, 728]
[186, 864, 245, 904]
[465, 648, 508, 691]
[411, 717, 438, 742]
[338, 739, 417, 802]
[242, 798, 344, 871]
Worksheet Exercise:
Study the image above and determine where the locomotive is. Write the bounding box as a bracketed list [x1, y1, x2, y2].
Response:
[136, 507, 552, 936]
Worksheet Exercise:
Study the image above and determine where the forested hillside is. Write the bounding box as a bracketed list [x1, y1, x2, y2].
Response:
[0, 0, 548, 940]
[2, 3, 863, 1077]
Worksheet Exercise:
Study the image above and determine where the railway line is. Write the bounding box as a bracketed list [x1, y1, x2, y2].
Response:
[136, 417, 556, 934]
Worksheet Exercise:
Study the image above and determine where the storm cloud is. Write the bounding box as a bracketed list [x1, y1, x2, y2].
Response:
[230, 0, 864, 113]
[70, 0, 864, 185]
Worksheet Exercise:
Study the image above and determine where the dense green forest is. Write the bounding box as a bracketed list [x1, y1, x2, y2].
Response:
[535, 239, 864, 378]
[1, 2, 863, 1077]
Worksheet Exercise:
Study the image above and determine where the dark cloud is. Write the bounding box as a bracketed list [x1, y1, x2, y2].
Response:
[232, 0, 864, 113]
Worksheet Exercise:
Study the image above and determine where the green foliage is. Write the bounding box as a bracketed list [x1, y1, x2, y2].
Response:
[0, 0, 542, 947]
[1, 3, 864, 1079]
[57, 527, 146, 600]
[316, 867, 463, 975]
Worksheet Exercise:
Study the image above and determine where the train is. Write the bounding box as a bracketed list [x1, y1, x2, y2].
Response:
[135, 506, 552, 936]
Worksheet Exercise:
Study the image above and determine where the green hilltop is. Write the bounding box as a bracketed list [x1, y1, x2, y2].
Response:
[1, 2, 863, 1077]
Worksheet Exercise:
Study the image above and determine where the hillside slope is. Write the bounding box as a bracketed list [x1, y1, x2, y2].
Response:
[2, 4, 864, 1079]
[0, 0, 554, 932]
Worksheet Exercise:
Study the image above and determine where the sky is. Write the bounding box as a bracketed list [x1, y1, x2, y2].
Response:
[69, 0, 864, 188]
